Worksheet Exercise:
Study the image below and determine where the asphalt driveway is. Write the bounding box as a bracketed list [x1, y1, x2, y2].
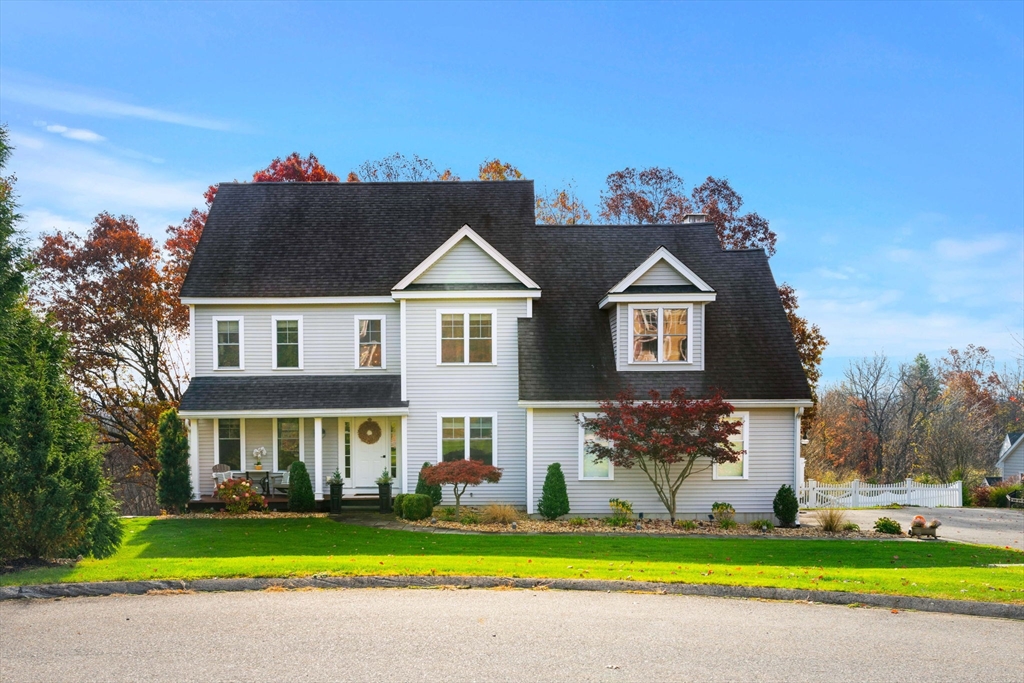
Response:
[801, 507, 1024, 549]
[2, 589, 1022, 682]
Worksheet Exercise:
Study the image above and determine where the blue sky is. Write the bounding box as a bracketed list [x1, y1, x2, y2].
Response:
[1, 1, 1022, 383]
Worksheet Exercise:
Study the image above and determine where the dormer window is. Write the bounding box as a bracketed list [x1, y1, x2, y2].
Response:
[629, 304, 692, 364]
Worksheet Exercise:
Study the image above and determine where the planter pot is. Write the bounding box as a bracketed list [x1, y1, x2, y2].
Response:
[254, 465, 263, 471]
[378, 483, 393, 513]
[329, 482, 344, 514]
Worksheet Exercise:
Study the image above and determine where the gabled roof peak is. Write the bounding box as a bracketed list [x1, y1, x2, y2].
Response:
[608, 246, 714, 294]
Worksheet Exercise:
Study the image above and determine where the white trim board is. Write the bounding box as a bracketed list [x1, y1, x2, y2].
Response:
[517, 399, 815, 409]
[711, 411, 749, 480]
[211, 316, 244, 371]
[393, 225, 540, 290]
[578, 413, 614, 481]
[599, 292, 715, 308]
[435, 412, 499, 466]
[270, 315, 304, 370]
[392, 290, 541, 300]
[436, 308, 498, 366]
[608, 246, 714, 293]
[354, 314, 387, 370]
[179, 407, 410, 419]
[180, 296, 395, 305]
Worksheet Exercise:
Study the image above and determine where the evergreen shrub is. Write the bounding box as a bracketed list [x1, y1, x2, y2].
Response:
[415, 462, 443, 506]
[537, 462, 570, 520]
[401, 494, 433, 521]
[773, 484, 799, 527]
[288, 461, 316, 512]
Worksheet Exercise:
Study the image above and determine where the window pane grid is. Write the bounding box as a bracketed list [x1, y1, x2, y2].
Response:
[276, 319, 300, 368]
[344, 422, 351, 478]
[631, 307, 689, 364]
[468, 314, 492, 363]
[390, 422, 398, 477]
[441, 416, 494, 466]
[440, 314, 465, 363]
[358, 318, 382, 368]
[217, 320, 240, 368]
[278, 418, 300, 471]
[218, 419, 241, 470]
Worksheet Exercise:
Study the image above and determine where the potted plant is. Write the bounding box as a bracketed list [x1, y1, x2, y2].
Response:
[376, 469, 394, 513]
[252, 446, 266, 471]
[327, 470, 344, 514]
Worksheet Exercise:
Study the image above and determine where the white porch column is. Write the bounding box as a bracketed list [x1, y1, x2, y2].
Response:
[240, 418, 247, 471]
[314, 417, 324, 500]
[188, 419, 201, 500]
[526, 408, 535, 515]
[401, 415, 409, 494]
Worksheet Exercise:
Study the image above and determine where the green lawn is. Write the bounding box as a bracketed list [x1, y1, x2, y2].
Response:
[3, 517, 1022, 603]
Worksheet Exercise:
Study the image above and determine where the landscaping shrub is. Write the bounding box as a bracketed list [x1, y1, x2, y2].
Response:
[718, 518, 738, 530]
[421, 460, 502, 519]
[711, 501, 735, 524]
[215, 478, 266, 514]
[538, 462, 570, 520]
[288, 461, 316, 512]
[460, 511, 481, 525]
[437, 506, 457, 520]
[841, 522, 861, 532]
[393, 493, 407, 519]
[874, 517, 902, 535]
[156, 409, 192, 514]
[401, 494, 433, 521]
[568, 517, 588, 527]
[813, 507, 847, 533]
[676, 519, 699, 530]
[482, 503, 521, 524]
[749, 519, 775, 532]
[970, 485, 992, 507]
[773, 484, 799, 527]
[603, 516, 631, 528]
[990, 481, 1023, 508]
[609, 498, 634, 519]
[415, 462, 443, 507]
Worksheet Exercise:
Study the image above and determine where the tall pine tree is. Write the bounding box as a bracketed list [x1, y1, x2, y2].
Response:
[157, 408, 192, 513]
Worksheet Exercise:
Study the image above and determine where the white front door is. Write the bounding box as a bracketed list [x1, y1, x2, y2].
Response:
[352, 418, 388, 489]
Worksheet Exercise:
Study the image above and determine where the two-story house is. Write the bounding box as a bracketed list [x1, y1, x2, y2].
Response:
[178, 180, 811, 519]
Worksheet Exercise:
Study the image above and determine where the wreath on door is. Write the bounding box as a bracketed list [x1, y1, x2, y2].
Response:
[358, 419, 382, 445]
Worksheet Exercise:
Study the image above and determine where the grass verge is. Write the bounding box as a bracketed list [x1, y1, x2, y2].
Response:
[2, 517, 1022, 603]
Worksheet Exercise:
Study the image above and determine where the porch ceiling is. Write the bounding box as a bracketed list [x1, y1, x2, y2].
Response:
[179, 375, 407, 417]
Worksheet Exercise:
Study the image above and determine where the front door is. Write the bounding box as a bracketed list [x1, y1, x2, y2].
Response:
[351, 418, 388, 489]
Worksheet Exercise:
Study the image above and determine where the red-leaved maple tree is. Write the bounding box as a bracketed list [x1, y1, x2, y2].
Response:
[421, 459, 503, 518]
[579, 388, 743, 522]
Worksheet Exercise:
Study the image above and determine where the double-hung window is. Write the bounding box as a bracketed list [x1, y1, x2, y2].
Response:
[217, 418, 241, 470]
[439, 414, 496, 466]
[214, 317, 244, 370]
[629, 304, 692, 364]
[355, 316, 385, 369]
[272, 317, 302, 369]
[276, 418, 301, 471]
[713, 412, 749, 480]
[578, 415, 613, 480]
[438, 311, 495, 364]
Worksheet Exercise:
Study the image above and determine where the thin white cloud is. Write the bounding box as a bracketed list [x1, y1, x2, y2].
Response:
[37, 122, 106, 143]
[5, 77, 234, 132]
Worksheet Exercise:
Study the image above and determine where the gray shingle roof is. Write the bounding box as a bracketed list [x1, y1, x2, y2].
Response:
[181, 181, 810, 402]
[180, 376, 406, 412]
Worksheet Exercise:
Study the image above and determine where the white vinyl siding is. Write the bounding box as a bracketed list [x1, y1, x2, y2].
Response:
[632, 258, 694, 287]
[999, 443, 1024, 480]
[531, 408, 795, 519]
[404, 298, 528, 505]
[615, 302, 704, 371]
[413, 237, 519, 284]
[194, 304, 399, 375]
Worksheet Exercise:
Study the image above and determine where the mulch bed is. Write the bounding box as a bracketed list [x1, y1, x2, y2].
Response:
[175, 511, 330, 520]
[0, 557, 78, 577]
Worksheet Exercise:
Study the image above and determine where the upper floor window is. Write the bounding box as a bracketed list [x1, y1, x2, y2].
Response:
[214, 317, 243, 370]
[439, 414, 495, 466]
[272, 317, 302, 369]
[438, 310, 495, 365]
[713, 412, 749, 480]
[356, 316, 386, 369]
[629, 304, 691, 364]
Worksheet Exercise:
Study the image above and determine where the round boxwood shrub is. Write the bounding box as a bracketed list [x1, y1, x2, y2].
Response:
[773, 484, 799, 527]
[288, 461, 316, 512]
[393, 493, 408, 519]
[401, 493, 434, 521]
[415, 462, 443, 506]
[538, 462, 570, 520]
[873, 516, 902, 535]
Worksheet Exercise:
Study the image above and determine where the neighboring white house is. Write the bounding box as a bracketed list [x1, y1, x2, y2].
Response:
[177, 181, 812, 520]
[997, 433, 1024, 481]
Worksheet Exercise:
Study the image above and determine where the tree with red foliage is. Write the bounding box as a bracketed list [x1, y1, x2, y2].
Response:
[579, 388, 743, 522]
[252, 152, 339, 183]
[421, 459, 502, 519]
[535, 181, 592, 225]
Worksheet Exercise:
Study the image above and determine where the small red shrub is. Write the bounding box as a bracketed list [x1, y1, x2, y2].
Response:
[215, 478, 267, 514]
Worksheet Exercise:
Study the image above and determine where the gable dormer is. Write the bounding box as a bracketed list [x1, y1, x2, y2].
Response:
[600, 246, 715, 371]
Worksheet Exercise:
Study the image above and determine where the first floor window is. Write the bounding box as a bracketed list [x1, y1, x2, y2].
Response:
[579, 420, 612, 480]
[389, 421, 398, 477]
[216, 319, 241, 368]
[357, 318, 383, 368]
[278, 418, 300, 471]
[440, 415, 495, 466]
[275, 318, 300, 368]
[714, 413, 748, 479]
[439, 311, 494, 364]
[218, 419, 241, 470]
[630, 305, 690, 363]
[343, 421, 352, 478]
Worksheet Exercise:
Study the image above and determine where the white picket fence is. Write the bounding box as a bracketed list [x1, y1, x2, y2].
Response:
[799, 479, 962, 508]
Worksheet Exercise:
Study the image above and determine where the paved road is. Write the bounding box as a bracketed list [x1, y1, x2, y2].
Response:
[800, 507, 1024, 549]
[2, 589, 1022, 682]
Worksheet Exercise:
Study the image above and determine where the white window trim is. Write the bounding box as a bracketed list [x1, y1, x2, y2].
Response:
[354, 314, 387, 370]
[609, 246, 714, 293]
[713, 411, 750, 480]
[271, 316, 304, 370]
[436, 412, 499, 467]
[436, 309, 498, 366]
[214, 417, 245, 470]
[578, 413, 614, 481]
[212, 316, 244, 370]
[274, 417, 304, 471]
[626, 303, 694, 365]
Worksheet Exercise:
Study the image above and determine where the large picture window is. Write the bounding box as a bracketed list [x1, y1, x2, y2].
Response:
[356, 316, 385, 368]
[217, 418, 241, 470]
[629, 305, 691, 364]
[272, 317, 302, 369]
[438, 414, 496, 466]
[214, 317, 243, 369]
[277, 418, 301, 471]
[438, 311, 495, 364]
[578, 415, 613, 480]
[713, 412, 749, 480]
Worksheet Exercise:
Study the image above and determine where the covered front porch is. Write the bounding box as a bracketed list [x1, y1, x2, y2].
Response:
[179, 375, 409, 502]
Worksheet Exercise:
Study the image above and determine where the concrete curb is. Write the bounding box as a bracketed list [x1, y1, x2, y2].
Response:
[2, 575, 1021, 619]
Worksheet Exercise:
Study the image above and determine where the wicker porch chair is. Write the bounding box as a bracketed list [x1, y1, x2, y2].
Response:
[211, 463, 231, 491]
